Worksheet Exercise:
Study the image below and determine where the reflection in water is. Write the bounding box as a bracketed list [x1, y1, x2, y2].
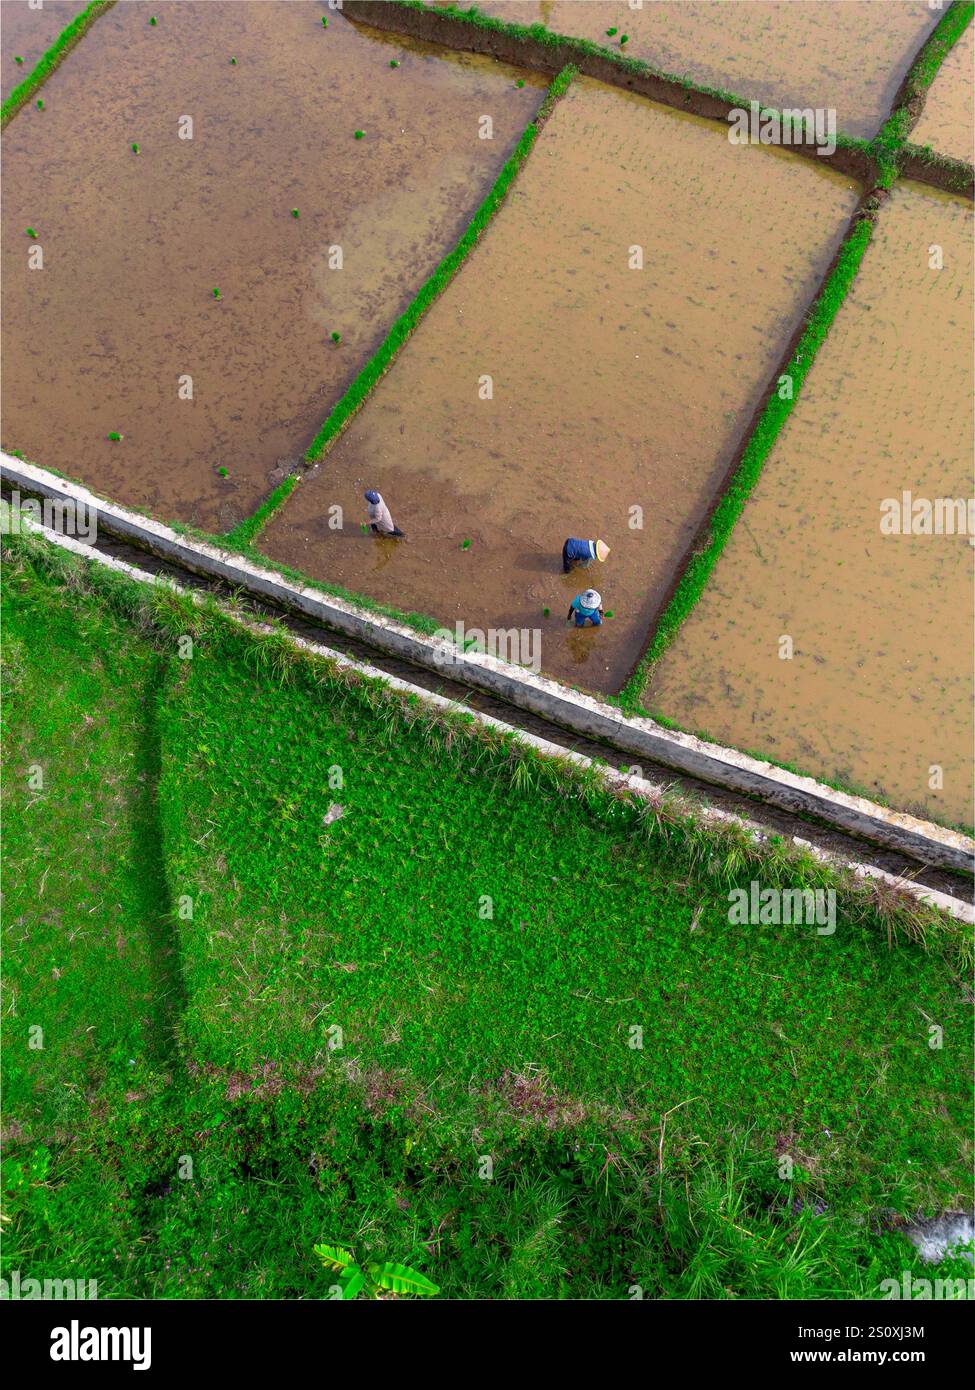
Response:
[370, 537, 400, 573]
[566, 627, 598, 666]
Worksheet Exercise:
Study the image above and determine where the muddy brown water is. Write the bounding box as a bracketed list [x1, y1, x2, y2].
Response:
[263, 76, 858, 693]
[0, 1, 546, 532]
[911, 18, 974, 164]
[437, 0, 939, 140]
[0, 0, 88, 102]
[648, 182, 974, 829]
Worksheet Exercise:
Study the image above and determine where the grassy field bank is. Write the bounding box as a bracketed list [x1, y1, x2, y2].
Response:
[426, 0, 939, 141]
[1, 533, 971, 1298]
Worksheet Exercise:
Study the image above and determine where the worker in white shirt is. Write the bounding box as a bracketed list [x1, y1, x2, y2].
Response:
[364, 489, 404, 538]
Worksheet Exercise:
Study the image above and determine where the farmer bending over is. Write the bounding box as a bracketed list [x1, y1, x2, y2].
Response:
[561, 537, 609, 573]
[567, 588, 603, 627]
[364, 489, 404, 538]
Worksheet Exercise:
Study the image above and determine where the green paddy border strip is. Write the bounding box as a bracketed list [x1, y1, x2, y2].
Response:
[619, 1, 975, 713]
[0, 0, 116, 130]
[893, 0, 975, 199]
[224, 62, 577, 550]
[899, 143, 974, 199]
[348, 0, 872, 175]
[353, 0, 974, 196]
[877, 0, 974, 179]
[616, 212, 875, 713]
[376, 0, 768, 107]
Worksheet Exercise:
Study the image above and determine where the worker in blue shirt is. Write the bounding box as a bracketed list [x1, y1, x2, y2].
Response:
[567, 589, 603, 627]
[562, 537, 610, 573]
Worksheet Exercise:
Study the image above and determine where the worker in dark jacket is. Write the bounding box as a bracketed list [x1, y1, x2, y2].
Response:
[561, 537, 609, 573]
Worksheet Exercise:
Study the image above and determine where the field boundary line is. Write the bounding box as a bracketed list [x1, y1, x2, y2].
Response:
[224, 61, 577, 549]
[345, 0, 885, 178]
[7, 512, 974, 932]
[3, 453, 973, 877]
[0, 0, 116, 130]
[346, 0, 974, 198]
[880, 0, 974, 192]
[621, 1, 973, 709]
[617, 210, 875, 708]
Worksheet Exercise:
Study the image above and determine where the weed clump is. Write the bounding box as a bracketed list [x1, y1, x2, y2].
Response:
[330, 331, 341, 344]
[107, 431, 122, 442]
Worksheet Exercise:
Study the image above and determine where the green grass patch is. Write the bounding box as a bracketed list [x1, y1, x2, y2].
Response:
[0, 1, 116, 130]
[0, 543, 183, 1140]
[2, 534, 971, 1298]
[872, 1, 974, 182]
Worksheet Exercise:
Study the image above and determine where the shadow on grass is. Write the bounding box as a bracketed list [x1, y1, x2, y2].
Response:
[130, 652, 187, 1068]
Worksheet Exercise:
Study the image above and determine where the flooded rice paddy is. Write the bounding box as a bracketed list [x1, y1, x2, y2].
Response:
[648, 182, 974, 828]
[443, 0, 939, 139]
[1, 0, 87, 102]
[263, 77, 858, 691]
[0, 1, 545, 531]
[3, 0, 969, 816]
[911, 17, 974, 163]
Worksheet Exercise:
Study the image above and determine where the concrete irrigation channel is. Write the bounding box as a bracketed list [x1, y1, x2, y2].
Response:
[3, 453, 973, 913]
